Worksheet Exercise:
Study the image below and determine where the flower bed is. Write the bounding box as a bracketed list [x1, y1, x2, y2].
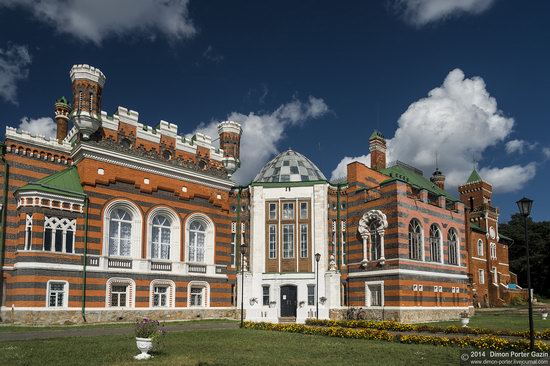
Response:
[305, 319, 550, 340]
[244, 322, 550, 352]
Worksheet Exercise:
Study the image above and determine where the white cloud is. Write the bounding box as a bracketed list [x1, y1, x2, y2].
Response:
[330, 154, 370, 181]
[394, 0, 495, 26]
[543, 147, 550, 159]
[331, 68, 537, 193]
[0, 0, 196, 45]
[18, 116, 57, 138]
[505, 139, 537, 155]
[479, 163, 536, 193]
[0, 44, 31, 104]
[193, 96, 330, 184]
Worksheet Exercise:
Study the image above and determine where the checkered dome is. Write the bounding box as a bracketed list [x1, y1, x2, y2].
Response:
[254, 149, 327, 183]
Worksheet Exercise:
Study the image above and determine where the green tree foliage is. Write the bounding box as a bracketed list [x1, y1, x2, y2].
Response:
[500, 214, 550, 298]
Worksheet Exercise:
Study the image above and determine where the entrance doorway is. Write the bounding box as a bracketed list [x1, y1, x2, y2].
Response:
[280, 285, 297, 317]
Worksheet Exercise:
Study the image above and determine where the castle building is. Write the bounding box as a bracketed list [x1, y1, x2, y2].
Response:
[0, 65, 520, 324]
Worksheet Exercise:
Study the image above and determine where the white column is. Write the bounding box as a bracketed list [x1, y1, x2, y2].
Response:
[361, 236, 368, 266]
[379, 232, 385, 261]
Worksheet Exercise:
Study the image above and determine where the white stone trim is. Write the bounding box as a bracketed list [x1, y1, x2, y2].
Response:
[103, 199, 143, 259]
[185, 213, 215, 265]
[106, 277, 135, 308]
[46, 280, 69, 308]
[150, 279, 176, 308]
[364, 280, 384, 307]
[348, 268, 468, 280]
[146, 206, 181, 261]
[472, 257, 487, 262]
[187, 281, 210, 308]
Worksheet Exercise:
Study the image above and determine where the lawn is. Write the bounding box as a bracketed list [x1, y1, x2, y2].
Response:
[0, 328, 461, 366]
[420, 311, 550, 331]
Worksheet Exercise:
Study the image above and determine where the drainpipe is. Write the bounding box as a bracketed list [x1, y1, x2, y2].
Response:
[0, 145, 9, 318]
[336, 185, 341, 270]
[81, 196, 89, 322]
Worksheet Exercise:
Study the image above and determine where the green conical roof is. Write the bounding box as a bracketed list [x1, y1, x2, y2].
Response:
[369, 130, 385, 140]
[16, 166, 85, 198]
[466, 169, 482, 184]
[55, 96, 69, 105]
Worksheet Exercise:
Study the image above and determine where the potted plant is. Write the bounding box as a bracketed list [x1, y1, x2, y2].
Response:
[542, 308, 548, 320]
[134, 318, 163, 360]
[460, 311, 470, 327]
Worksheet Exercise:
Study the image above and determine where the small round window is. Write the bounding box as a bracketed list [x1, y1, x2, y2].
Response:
[198, 160, 207, 170]
[121, 138, 132, 149]
[163, 150, 172, 161]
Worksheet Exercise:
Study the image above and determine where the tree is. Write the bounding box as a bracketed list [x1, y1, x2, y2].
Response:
[500, 214, 550, 298]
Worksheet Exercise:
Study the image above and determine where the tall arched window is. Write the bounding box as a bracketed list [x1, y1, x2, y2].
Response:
[151, 215, 171, 260]
[109, 208, 132, 256]
[408, 219, 423, 260]
[429, 224, 442, 263]
[477, 239, 484, 257]
[370, 222, 381, 260]
[188, 220, 206, 262]
[448, 229, 459, 265]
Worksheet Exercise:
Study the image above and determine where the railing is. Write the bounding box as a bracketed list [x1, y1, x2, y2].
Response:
[86, 256, 100, 267]
[151, 261, 172, 271]
[108, 258, 132, 269]
[216, 265, 227, 274]
[188, 264, 207, 274]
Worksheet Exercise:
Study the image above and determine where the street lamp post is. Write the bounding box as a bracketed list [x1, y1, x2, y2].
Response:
[240, 243, 248, 328]
[516, 197, 534, 350]
[315, 253, 321, 320]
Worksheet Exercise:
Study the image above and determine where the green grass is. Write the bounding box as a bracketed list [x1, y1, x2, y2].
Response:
[0, 328, 461, 366]
[420, 312, 550, 332]
[0, 318, 236, 333]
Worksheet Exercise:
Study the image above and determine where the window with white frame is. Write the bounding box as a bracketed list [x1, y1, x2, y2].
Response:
[189, 286, 206, 307]
[43, 216, 76, 253]
[479, 269, 485, 285]
[188, 220, 206, 262]
[24, 214, 32, 250]
[262, 285, 270, 306]
[492, 266, 498, 284]
[282, 224, 294, 258]
[300, 224, 308, 258]
[308, 285, 315, 306]
[477, 239, 484, 257]
[108, 208, 133, 256]
[429, 224, 442, 263]
[365, 283, 383, 307]
[300, 202, 308, 219]
[107, 278, 134, 308]
[268, 203, 277, 220]
[408, 219, 423, 260]
[47, 281, 67, 308]
[231, 222, 237, 266]
[282, 202, 294, 220]
[111, 285, 128, 307]
[151, 214, 171, 260]
[370, 222, 381, 260]
[490, 243, 497, 259]
[448, 229, 459, 265]
[153, 285, 168, 307]
[268, 224, 277, 259]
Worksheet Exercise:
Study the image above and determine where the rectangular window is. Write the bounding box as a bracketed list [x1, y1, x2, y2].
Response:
[268, 224, 277, 259]
[190, 287, 204, 307]
[479, 269, 485, 285]
[307, 285, 315, 306]
[341, 221, 347, 265]
[300, 202, 308, 219]
[367, 284, 383, 307]
[43, 217, 76, 253]
[262, 285, 270, 306]
[48, 282, 66, 308]
[153, 286, 168, 307]
[282, 203, 294, 220]
[268, 203, 277, 220]
[300, 224, 308, 258]
[24, 214, 32, 250]
[231, 222, 236, 267]
[492, 267, 498, 284]
[282, 224, 294, 258]
[111, 285, 128, 307]
[231, 284, 236, 306]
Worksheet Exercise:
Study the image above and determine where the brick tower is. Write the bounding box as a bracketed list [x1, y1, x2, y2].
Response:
[217, 121, 242, 176]
[369, 130, 386, 171]
[69, 64, 106, 140]
[54, 96, 71, 143]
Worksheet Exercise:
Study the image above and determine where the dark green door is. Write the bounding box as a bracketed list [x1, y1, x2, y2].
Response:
[280, 285, 297, 317]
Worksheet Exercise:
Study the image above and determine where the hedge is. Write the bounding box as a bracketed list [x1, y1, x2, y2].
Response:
[244, 322, 550, 352]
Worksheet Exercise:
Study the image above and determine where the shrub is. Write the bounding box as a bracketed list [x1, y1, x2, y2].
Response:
[135, 318, 164, 339]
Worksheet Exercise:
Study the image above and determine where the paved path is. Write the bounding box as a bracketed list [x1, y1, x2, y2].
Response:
[0, 321, 239, 342]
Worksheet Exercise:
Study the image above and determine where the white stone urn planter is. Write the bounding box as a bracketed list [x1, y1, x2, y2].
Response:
[542, 312, 548, 320]
[134, 337, 153, 360]
[460, 317, 470, 327]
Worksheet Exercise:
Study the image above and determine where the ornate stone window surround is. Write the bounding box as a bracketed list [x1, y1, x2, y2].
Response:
[106, 277, 135, 308]
[146, 207, 181, 261]
[102, 200, 143, 259]
[150, 279, 176, 308]
[184, 213, 215, 265]
[187, 281, 210, 308]
[358, 210, 388, 266]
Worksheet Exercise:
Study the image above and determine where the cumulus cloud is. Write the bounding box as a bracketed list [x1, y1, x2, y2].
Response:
[0, 0, 196, 45]
[330, 154, 370, 182]
[18, 116, 57, 138]
[0, 44, 31, 104]
[194, 96, 330, 184]
[394, 0, 495, 26]
[505, 139, 537, 155]
[331, 68, 536, 193]
[543, 147, 550, 159]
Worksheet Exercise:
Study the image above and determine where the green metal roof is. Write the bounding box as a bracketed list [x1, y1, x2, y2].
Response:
[499, 233, 514, 243]
[16, 166, 85, 198]
[470, 223, 486, 233]
[466, 169, 482, 184]
[380, 163, 457, 201]
[369, 130, 385, 140]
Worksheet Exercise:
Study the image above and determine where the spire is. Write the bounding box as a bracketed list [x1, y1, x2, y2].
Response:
[466, 169, 483, 184]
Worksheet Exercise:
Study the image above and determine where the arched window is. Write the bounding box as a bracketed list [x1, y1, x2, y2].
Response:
[429, 224, 442, 263]
[370, 222, 381, 260]
[477, 239, 484, 257]
[448, 229, 459, 265]
[109, 208, 133, 256]
[408, 219, 423, 260]
[151, 215, 171, 260]
[188, 220, 206, 263]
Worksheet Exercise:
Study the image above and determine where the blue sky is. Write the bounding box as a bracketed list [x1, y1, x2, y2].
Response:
[0, 0, 549, 221]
